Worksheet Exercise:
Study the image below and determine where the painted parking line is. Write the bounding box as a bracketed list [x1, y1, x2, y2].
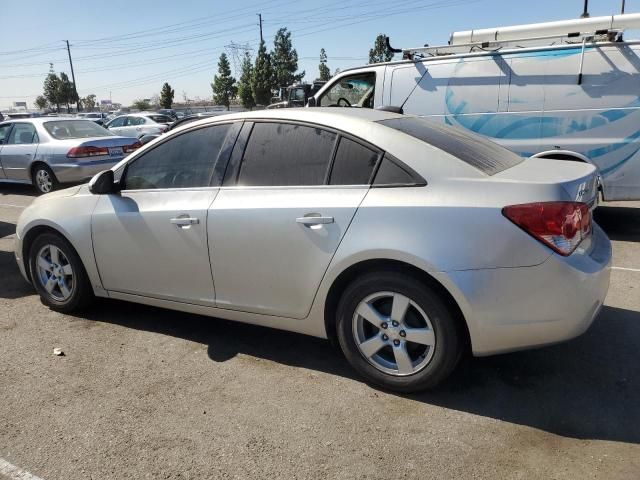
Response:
[612, 266, 640, 272]
[0, 458, 43, 480]
[0, 204, 26, 209]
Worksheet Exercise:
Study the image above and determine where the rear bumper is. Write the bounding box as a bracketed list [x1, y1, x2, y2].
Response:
[50, 158, 120, 184]
[445, 223, 612, 356]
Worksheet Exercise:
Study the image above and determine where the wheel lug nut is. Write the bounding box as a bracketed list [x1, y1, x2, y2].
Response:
[400, 331, 406, 337]
[381, 322, 388, 329]
[393, 339, 400, 346]
[392, 321, 399, 327]
[382, 334, 389, 341]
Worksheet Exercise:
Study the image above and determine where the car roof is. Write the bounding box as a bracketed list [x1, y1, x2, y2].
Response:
[1, 117, 97, 125]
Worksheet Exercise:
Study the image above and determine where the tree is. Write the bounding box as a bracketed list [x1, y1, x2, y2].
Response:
[82, 94, 97, 110]
[318, 48, 330, 81]
[252, 40, 272, 106]
[237, 52, 255, 110]
[43, 68, 63, 113]
[34, 96, 48, 111]
[271, 28, 304, 91]
[368, 34, 394, 64]
[211, 53, 237, 110]
[132, 99, 152, 110]
[59, 73, 77, 113]
[159, 82, 175, 109]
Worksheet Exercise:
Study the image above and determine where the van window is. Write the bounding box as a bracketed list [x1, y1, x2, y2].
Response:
[378, 117, 523, 175]
[319, 73, 375, 108]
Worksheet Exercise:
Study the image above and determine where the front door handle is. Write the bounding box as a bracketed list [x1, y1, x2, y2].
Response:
[296, 215, 334, 226]
[170, 216, 199, 226]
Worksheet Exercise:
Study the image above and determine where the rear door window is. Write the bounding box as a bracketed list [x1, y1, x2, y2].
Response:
[8, 123, 38, 144]
[329, 137, 379, 185]
[378, 117, 523, 175]
[237, 122, 336, 186]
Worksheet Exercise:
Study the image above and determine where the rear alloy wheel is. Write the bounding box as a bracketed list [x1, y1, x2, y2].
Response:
[336, 271, 462, 392]
[32, 164, 58, 194]
[28, 233, 94, 312]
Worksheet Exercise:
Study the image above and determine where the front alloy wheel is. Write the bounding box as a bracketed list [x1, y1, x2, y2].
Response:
[35, 244, 75, 301]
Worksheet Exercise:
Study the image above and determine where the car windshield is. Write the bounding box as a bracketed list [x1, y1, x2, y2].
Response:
[44, 120, 115, 139]
[148, 115, 173, 124]
[377, 117, 524, 175]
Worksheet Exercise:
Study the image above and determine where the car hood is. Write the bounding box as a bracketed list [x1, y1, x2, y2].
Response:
[32, 185, 82, 204]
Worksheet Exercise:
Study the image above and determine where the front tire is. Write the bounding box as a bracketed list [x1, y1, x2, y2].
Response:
[336, 270, 462, 393]
[28, 232, 94, 312]
[32, 164, 58, 195]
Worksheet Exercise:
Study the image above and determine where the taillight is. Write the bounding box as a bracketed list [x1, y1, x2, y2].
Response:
[123, 141, 142, 153]
[67, 146, 109, 158]
[502, 202, 592, 256]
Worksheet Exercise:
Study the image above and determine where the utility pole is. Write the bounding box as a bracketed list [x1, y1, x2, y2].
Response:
[621, 0, 626, 14]
[257, 14, 263, 43]
[65, 40, 81, 111]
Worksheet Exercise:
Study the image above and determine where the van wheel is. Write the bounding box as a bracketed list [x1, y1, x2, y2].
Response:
[28, 232, 94, 312]
[336, 270, 462, 393]
[32, 164, 58, 194]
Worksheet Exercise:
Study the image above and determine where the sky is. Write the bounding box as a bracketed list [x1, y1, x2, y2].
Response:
[1, 0, 638, 110]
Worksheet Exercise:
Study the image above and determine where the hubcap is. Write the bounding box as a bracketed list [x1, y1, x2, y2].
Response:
[36, 169, 52, 193]
[35, 245, 74, 301]
[352, 291, 436, 376]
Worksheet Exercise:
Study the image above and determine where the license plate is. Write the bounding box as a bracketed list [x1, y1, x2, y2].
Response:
[108, 147, 123, 157]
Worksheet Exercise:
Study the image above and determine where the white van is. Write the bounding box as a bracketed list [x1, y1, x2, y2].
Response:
[311, 14, 640, 201]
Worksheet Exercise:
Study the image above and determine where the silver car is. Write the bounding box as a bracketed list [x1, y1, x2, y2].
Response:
[104, 113, 173, 139]
[14, 108, 611, 392]
[0, 118, 142, 194]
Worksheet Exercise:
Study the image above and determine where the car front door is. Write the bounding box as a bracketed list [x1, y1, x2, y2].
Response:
[0, 123, 13, 179]
[208, 121, 381, 319]
[92, 122, 240, 305]
[0, 122, 39, 181]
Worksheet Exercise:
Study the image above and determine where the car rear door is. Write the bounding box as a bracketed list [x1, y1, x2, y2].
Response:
[208, 121, 381, 319]
[106, 116, 126, 135]
[92, 122, 241, 305]
[0, 122, 39, 181]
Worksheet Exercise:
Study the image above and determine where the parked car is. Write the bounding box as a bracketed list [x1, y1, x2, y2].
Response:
[14, 108, 610, 392]
[104, 113, 173, 138]
[157, 108, 178, 120]
[138, 113, 220, 144]
[310, 13, 640, 201]
[77, 112, 108, 126]
[0, 118, 141, 194]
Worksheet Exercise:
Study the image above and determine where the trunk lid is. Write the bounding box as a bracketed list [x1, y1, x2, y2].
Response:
[494, 157, 599, 208]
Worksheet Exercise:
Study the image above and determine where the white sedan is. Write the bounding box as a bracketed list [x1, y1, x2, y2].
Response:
[14, 108, 611, 392]
[104, 113, 173, 138]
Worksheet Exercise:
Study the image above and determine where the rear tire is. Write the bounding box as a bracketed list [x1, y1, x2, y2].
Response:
[336, 270, 462, 393]
[32, 164, 58, 195]
[28, 232, 94, 312]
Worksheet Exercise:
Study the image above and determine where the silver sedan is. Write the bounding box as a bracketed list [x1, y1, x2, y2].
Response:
[0, 118, 141, 194]
[14, 108, 611, 392]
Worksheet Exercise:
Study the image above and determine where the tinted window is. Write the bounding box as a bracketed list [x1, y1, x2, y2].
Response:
[377, 117, 523, 175]
[237, 123, 336, 186]
[373, 155, 423, 185]
[44, 120, 114, 139]
[148, 115, 173, 124]
[108, 116, 125, 127]
[329, 137, 379, 185]
[124, 124, 230, 190]
[8, 123, 37, 144]
[0, 124, 12, 144]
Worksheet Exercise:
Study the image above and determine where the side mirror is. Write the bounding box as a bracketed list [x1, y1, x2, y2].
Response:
[307, 97, 317, 107]
[89, 169, 118, 194]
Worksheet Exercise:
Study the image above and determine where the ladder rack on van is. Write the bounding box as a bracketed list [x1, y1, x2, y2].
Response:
[396, 12, 640, 59]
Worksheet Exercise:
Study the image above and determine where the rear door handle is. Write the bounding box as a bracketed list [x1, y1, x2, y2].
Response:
[170, 216, 199, 226]
[296, 215, 334, 226]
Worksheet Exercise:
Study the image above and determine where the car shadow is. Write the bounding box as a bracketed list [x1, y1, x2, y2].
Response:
[0, 249, 34, 299]
[0, 220, 15, 239]
[595, 205, 640, 242]
[78, 301, 639, 444]
[0, 183, 36, 197]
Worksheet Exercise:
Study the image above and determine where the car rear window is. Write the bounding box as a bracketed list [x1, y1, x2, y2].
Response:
[377, 117, 523, 175]
[148, 115, 173, 124]
[44, 120, 114, 139]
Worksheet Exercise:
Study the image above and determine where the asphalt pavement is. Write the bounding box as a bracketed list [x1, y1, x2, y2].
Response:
[1, 183, 639, 479]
